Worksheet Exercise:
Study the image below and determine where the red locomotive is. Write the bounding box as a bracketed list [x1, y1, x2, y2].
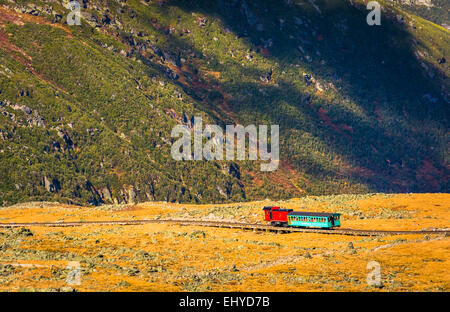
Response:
[263, 206, 293, 226]
[263, 206, 341, 229]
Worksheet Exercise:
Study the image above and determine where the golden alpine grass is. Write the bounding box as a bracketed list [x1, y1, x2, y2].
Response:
[0, 193, 448, 291]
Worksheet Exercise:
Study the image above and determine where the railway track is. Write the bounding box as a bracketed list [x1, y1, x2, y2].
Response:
[0, 219, 448, 236]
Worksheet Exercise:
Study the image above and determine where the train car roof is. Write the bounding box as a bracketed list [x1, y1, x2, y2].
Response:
[262, 206, 293, 212]
[287, 211, 340, 217]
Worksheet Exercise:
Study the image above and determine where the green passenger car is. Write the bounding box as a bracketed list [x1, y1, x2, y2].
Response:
[287, 212, 341, 229]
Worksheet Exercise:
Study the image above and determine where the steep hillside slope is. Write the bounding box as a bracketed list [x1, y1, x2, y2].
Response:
[390, 0, 449, 28]
[0, 0, 448, 206]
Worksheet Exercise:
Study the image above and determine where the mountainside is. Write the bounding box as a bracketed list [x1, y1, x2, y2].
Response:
[0, 0, 449, 206]
[390, 0, 449, 28]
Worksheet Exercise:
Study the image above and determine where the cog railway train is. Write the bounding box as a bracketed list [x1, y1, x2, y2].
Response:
[263, 206, 341, 229]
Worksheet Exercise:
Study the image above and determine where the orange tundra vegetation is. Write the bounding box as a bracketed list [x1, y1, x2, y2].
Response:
[0, 193, 448, 291]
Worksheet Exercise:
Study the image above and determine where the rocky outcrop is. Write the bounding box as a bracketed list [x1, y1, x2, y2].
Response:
[100, 187, 113, 203]
[0, 100, 45, 127]
[43, 176, 60, 193]
[56, 128, 74, 150]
